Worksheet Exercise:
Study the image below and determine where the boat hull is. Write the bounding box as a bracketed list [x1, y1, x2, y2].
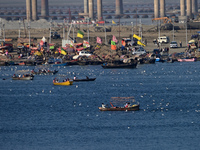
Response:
[99, 104, 140, 111]
[177, 58, 196, 62]
[12, 76, 34, 80]
[73, 78, 96, 82]
[101, 63, 137, 69]
[53, 81, 73, 86]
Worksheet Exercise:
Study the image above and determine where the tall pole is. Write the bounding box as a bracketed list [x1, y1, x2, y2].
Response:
[49, 19, 52, 44]
[87, 19, 89, 43]
[73, 24, 74, 40]
[3, 22, 5, 41]
[0, 19, 1, 37]
[104, 20, 107, 45]
[118, 18, 120, 46]
[28, 21, 30, 57]
[186, 20, 187, 47]
[131, 22, 133, 42]
[173, 19, 174, 41]
[158, 20, 160, 45]
[140, 19, 142, 42]
[63, 19, 65, 40]
[19, 19, 21, 38]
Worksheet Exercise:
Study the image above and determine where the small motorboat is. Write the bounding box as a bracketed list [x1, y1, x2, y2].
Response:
[101, 62, 137, 69]
[73, 77, 96, 82]
[99, 97, 140, 111]
[99, 104, 140, 111]
[53, 80, 73, 86]
[12, 75, 34, 80]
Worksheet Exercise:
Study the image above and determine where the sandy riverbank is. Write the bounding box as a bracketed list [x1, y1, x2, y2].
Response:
[1, 20, 200, 60]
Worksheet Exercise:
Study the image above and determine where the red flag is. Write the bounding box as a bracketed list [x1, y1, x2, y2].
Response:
[97, 37, 102, 44]
[112, 35, 118, 43]
[40, 40, 44, 46]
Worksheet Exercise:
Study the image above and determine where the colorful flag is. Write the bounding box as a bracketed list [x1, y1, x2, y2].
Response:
[137, 41, 146, 47]
[133, 34, 141, 40]
[83, 40, 90, 48]
[77, 30, 84, 38]
[40, 40, 44, 46]
[60, 47, 67, 55]
[112, 35, 118, 43]
[97, 37, 102, 44]
[40, 36, 46, 46]
[41, 36, 46, 42]
[112, 20, 116, 24]
[111, 40, 117, 50]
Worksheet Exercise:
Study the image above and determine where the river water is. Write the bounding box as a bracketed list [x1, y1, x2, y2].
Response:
[0, 62, 200, 150]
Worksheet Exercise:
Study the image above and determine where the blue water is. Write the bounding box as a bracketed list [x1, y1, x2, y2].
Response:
[0, 62, 200, 150]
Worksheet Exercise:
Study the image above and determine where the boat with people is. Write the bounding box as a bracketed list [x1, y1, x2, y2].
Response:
[53, 78, 73, 86]
[99, 104, 140, 111]
[99, 97, 140, 111]
[12, 74, 34, 80]
[73, 76, 96, 82]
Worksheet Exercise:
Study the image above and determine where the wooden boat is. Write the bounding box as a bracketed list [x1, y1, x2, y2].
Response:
[53, 80, 73, 86]
[101, 62, 137, 69]
[177, 58, 197, 62]
[32, 70, 58, 75]
[73, 77, 96, 82]
[99, 104, 140, 111]
[12, 75, 34, 80]
[99, 97, 139, 111]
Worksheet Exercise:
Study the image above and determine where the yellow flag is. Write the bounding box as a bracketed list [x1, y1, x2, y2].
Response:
[137, 41, 146, 47]
[77, 33, 83, 38]
[61, 50, 67, 55]
[112, 20, 116, 24]
[133, 34, 141, 40]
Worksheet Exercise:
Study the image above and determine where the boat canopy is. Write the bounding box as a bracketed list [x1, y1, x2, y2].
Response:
[110, 97, 136, 107]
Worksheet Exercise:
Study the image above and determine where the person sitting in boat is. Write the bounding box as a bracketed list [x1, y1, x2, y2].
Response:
[86, 76, 89, 79]
[18, 74, 21, 78]
[13, 74, 16, 77]
[74, 76, 76, 80]
[102, 103, 106, 108]
[53, 78, 56, 83]
[31, 69, 35, 73]
[66, 78, 69, 81]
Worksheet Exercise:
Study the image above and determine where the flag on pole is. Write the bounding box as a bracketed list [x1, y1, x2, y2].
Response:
[77, 30, 84, 38]
[40, 40, 44, 46]
[137, 41, 146, 47]
[97, 37, 102, 44]
[60, 47, 67, 55]
[112, 20, 116, 24]
[111, 40, 117, 50]
[112, 35, 118, 43]
[40, 36, 46, 46]
[133, 34, 141, 40]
